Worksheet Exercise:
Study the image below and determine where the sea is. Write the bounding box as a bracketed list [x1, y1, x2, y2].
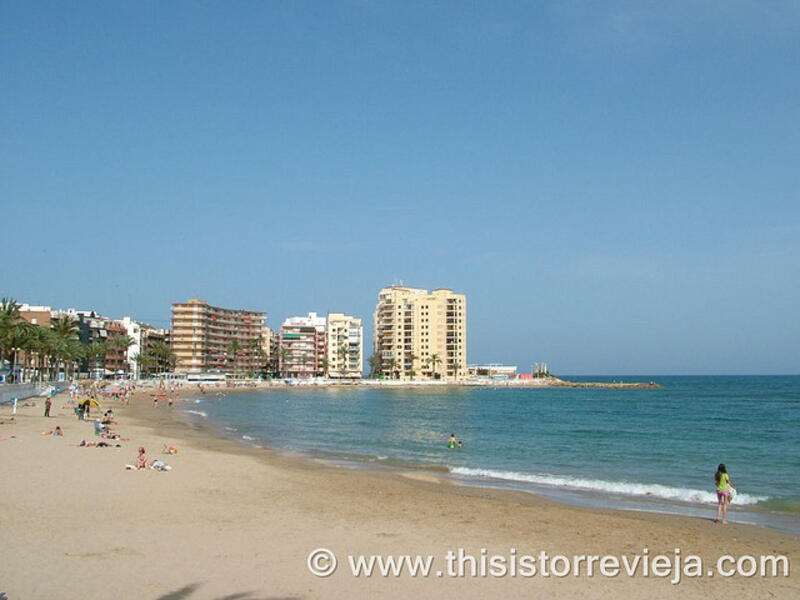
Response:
[179, 376, 800, 534]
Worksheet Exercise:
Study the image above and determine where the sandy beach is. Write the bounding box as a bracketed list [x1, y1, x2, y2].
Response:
[1, 391, 797, 600]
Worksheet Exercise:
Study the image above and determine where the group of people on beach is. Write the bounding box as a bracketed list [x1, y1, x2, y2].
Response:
[41, 386, 176, 470]
[152, 381, 176, 408]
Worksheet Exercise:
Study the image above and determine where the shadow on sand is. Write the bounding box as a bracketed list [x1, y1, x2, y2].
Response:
[156, 584, 301, 600]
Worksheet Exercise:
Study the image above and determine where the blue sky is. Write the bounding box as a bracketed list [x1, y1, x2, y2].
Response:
[2, 1, 798, 375]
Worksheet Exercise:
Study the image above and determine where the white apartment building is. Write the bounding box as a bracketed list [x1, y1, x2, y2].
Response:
[280, 312, 327, 378]
[326, 313, 363, 379]
[120, 316, 143, 376]
[120, 316, 171, 378]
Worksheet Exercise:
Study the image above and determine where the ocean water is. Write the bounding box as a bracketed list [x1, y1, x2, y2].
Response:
[178, 376, 800, 533]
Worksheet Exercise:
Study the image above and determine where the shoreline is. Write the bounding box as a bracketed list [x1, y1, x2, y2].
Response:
[173, 391, 799, 536]
[2, 392, 797, 598]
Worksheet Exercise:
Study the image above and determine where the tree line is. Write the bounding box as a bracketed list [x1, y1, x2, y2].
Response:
[0, 298, 174, 382]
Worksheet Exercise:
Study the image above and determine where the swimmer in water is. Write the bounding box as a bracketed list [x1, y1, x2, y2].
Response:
[448, 434, 456, 449]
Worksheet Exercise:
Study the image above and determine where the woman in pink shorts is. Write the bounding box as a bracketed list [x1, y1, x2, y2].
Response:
[714, 463, 736, 524]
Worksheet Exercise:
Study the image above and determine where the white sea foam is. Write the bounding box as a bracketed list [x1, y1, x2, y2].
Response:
[183, 409, 208, 418]
[449, 467, 769, 506]
[242, 435, 254, 441]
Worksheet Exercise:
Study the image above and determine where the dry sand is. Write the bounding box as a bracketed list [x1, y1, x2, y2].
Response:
[1, 392, 797, 600]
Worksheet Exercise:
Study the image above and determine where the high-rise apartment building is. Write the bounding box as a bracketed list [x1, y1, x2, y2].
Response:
[279, 312, 327, 378]
[373, 286, 467, 380]
[171, 299, 265, 375]
[326, 313, 363, 379]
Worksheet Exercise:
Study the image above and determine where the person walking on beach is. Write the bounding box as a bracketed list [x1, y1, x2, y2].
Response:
[44, 396, 52, 417]
[715, 463, 736, 524]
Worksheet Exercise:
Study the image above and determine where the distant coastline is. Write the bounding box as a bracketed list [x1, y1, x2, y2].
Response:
[196, 375, 662, 390]
[359, 377, 661, 389]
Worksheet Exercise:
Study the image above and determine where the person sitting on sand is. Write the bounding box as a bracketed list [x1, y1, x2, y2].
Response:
[54, 426, 63, 436]
[715, 463, 736, 524]
[94, 419, 107, 436]
[136, 446, 149, 469]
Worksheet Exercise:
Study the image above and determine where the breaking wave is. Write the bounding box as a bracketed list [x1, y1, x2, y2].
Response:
[449, 467, 769, 506]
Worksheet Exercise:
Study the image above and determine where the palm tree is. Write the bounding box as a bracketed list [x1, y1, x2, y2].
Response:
[50, 315, 79, 379]
[63, 339, 85, 380]
[429, 353, 441, 380]
[337, 343, 349, 378]
[109, 334, 134, 352]
[148, 341, 175, 375]
[299, 352, 311, 378]
[0, 297, 22, 377]
[7, 319, 34, 382]
[406, 352, 418, 380]
[26, 325, 51, 382]
[50, 315, 79, 380]
[89, 341, 110, 379]
[132, 351, 153, 378]
[276, 347, 289, 378]
[248, 338, 265, 378]
[367, 353, 382, 379]
[0, 297, 20, 319]
[228, 339, 241, 378]
[452, 361, 462, 381]
[109, 334, 135, 377]
[51, 314, 79, 341]
[253, 346, 266, 378]
[386, 357, 398, 380]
